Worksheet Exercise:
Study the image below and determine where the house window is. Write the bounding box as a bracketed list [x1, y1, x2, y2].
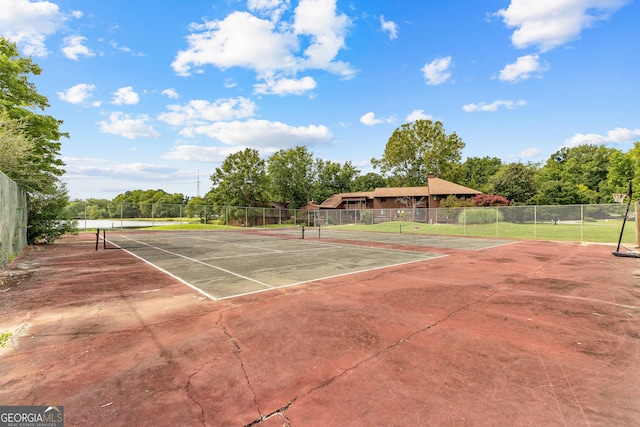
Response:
[380, 197, 386, 202]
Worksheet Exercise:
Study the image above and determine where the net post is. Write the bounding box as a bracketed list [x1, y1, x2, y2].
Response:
[103, 229, 106, 250]
[301, 224, 305, 240]
[95, 228, 100, 251]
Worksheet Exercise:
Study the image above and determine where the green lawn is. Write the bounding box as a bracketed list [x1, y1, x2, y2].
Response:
[323, 219, 636, 244]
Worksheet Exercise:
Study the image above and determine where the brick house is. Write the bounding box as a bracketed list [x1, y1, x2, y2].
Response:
[318, 174, 481, 210]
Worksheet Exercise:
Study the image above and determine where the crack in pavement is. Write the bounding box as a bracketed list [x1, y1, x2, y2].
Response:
[185, 362, 209, 426]
[242, 293, 495, 426]
[215, 312, 263, 421]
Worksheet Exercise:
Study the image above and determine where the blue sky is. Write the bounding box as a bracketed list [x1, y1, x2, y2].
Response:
[2, 0, 639, 200]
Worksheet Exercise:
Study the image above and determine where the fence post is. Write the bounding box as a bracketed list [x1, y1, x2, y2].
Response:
[580, 205, 584, 242]
[534, 206, 537, 239]
[496, 206, 499, 237]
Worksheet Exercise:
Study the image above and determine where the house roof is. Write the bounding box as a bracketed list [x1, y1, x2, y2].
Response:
[374, 187, 428, 197]
[319, 191, 373, 208]
[427, 177, 481, 195]
[318, 177, 481, 206]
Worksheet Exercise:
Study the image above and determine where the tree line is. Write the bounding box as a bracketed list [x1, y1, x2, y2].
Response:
[69, 134, 638, 221]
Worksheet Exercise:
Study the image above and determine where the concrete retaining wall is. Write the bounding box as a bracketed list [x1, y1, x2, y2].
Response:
[0, 171, 27, 267]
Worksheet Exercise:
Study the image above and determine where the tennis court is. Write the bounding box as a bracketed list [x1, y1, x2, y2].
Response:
[2, 231, 638, 426]
[103, 228, 453, 299]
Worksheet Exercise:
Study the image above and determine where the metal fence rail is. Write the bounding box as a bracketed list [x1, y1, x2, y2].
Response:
[67, 202, 635, 244]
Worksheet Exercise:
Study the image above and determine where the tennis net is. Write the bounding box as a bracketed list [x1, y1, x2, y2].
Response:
[96, 225, 306, 251]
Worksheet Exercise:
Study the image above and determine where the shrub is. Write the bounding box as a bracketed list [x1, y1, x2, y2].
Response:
[472, 194, 510, 207]
[458, 208, 503, 225]
[360, 210, 373, 224]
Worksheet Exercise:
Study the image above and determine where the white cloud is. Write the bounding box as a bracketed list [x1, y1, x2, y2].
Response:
[109, 41, 144, 56]
[248, 0, 291, 21]
[171, 0, 354, 88]
[254, 76, 317, 95]
[462, 99, 526, 112]
[499, 54, 549, 82]
[162, 88, 179, 99]
[62, 35, 95, 61]
[111, 87, 140, 105]
[57, 83, 97, 105]
[180, 119, 333, 150]
[0, 0, 66, 56]
[563, 127, 640, 148]
[292, 0, 353, 76]
[406, 110, 433, 122]
[495, 0, 628, 52]
[98, 112, 160, 139]
[380, 15, 398, 40]
[360, 112, 393, 126]
[171, 11, 297, 76]
[421, 56, 453, 85]
[157, 97, 257, 127]
[514, 147, 542, 158]
[163, 145, 242, 162]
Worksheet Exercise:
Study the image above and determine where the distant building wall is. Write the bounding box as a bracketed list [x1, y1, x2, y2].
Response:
[0, 171, 28, 267]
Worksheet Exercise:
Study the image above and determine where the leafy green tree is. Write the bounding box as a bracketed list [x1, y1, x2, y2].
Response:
[535, 144, 615, 203]
[267, 146, 315, 208]
[529, 180, 585, 205]
[27, 182, 75, 244]
[458, 156, 503, 193]
[371, 120, 465, 186]
[185, 196, 213, 222]
[312, 159, 359, 203]
[1, 38, 66, 194]
[1, 37, 71, 243]
[490, 162, 537, 204]
[0, 111, 37, 185]
[352, 172, 387, 192]
[209, 148, 268, 208]
[601, 148, 634, 198]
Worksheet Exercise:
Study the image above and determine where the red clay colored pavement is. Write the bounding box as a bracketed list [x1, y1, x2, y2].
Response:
[1, 233, 639, 426]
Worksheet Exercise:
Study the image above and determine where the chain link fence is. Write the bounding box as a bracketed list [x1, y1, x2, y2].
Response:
[66, 201, 635, 244]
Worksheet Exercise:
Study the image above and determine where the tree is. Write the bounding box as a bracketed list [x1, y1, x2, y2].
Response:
[600, 148, 634, 199]
[209, 148, 268, 208]
[1, 38, 66, 194]
[0, 111, 36, 186]
[352, 172, 386, 192]
[27, 182, 75, 244]
[371, 120, 465, 186]
[490, 163, 537, 204]
[312, 159, 359, 203]
[472, 194, 509, 207]
[535, 145, 614, 203]
[459, 156, 503, 193]
[185, 196, 213, 222]
[1, 37, 71, 243]
[529, 180, 585, 205]
[267, 146, 315, 208]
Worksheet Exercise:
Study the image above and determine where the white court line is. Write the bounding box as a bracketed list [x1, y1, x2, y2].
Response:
[107, 240, 219, 301]
[219, 254, 448, 300]
[109, 235, 447, 301]
[112, 235, 276, 290]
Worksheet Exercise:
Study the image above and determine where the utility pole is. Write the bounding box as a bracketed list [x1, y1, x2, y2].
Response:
[197, 170, 201, 197]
